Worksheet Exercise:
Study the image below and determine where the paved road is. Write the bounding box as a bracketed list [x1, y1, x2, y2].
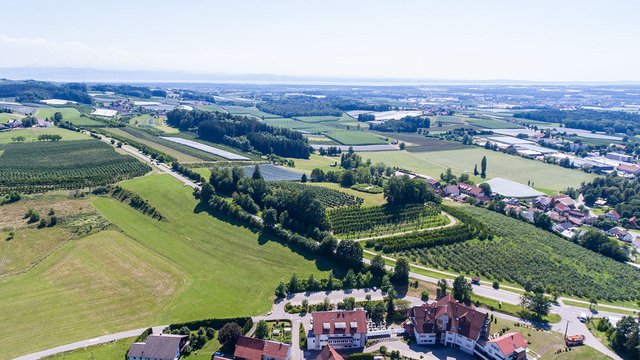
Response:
[14, 326, 167, 360]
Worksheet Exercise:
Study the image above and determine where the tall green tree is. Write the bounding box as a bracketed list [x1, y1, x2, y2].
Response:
[335, 240, 363, 270]
[480, 156, 487, 178]
[437, 278, 448, 298]
[254, 320, 269, 339]
[252, 165, 263, 180]
[452, 275, 472, 305]
[392, 258, 410, 286]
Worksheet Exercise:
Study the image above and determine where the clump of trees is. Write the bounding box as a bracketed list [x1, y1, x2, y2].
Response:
[369, 116, 430, 133]
[384, 175, 440, 205]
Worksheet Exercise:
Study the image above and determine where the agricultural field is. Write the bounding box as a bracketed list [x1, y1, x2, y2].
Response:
[380, 204, 640, 302]
[104, 127, 203, 162]
[0, 140, 150, 195]
[287, 154, 340, 173]
[162, 136, 249, 160]
[361, 148, 597, 192]
[324, 129, 387, 145]
[466, 117, 524, 129]
[222, 105, 281, 118]
[328, 203, 449, 239]
[307, 182, 386, 206]
[294, 114, 353, 123]
[376, 133, 469, 152]
[195, 104, 227, 112]
[0, 112, 24, 124]
[0, 174, 333, 358]
[128, 115, 178, 134]
[0, 127, 90, 143]
[36, 107, 104, 127]
[270, 181, 363, 208]
[241, 164, 302, 181]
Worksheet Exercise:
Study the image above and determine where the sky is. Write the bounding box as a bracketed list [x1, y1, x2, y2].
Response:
[1, 0, 639, 82]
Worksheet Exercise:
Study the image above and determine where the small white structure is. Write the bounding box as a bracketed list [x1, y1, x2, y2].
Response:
[92, 109, 118, 117]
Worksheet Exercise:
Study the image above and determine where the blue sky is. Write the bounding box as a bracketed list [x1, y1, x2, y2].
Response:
[1, 0, 638, 81]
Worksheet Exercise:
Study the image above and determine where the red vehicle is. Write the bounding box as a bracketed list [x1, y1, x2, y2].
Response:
[565, 334, 585, 346]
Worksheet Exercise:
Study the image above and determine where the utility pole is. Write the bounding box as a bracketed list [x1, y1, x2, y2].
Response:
[564, 320, 569, 339]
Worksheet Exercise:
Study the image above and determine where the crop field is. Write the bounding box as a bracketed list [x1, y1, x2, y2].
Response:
[0, 174, 332, 358]
[270, 181, 363, 208]
[263, 118, 332, 132]
[384, 205, 640, 301]
[162, 136, 249, 160]
[324, 130, 387, 145]
[361, 148, 597, 192]
[378, 133, 469, 152]
[307, 182, 386, 206]
[0, 127, 90, 143]
[0, 140, 150, 195]
[195, 104, 227, 112]
[104, 128, 202, 162]
[466, 117, 524, 129]
[36, 107, 104, 127]
[241, 164, 302, 181]
[294, 115, 343, 123]
[222, 105, 281, 118]
[329, 203, 449, 239]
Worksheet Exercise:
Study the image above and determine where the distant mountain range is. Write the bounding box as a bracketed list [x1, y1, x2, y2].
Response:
[0, 66, 639, 86]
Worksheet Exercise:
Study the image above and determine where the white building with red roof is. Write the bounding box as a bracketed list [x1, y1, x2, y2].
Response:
[307, 309, 368, 351]
[406, 295, 490, 355]
[485, 332, 528, 360]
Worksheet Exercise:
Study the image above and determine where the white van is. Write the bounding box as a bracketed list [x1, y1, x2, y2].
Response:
[578, 312, 587, 322]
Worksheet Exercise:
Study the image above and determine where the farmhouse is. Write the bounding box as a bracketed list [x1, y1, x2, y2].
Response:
[458, 183, 484, 197]
[127, 334, 188, 360]
[606, 210, 621, 221]
[484, 332, 528, 360]
[307, 309, 368, 351]
[233, 336, 291, 360]
[606, 227, 634, 242]
[406, 295, 490, 355]
[443, 185, 460, 197]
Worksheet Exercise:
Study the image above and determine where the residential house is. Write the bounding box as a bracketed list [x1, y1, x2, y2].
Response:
[568, 210, 585, 219]
[556, 197, 577, 209]
[233, 336, 291, 360]
[407, 295, 490, 355]
[553, 222, 573, 233]
[606, 227, 634, 243]
[7, 119, 22, 128]
[459, 183, 485, 198]
[128, 334, 188, 360]
[521, 208, 537, 223]
[533, 195, 552, 210]
[605, 210, 621, 221]
[546, 211, 565, 223]
[606, 152, 634, 162]
[307, 309, 368, 351]
[315, 345, 344, 360]
[553, 203, 570, 214]
[484, 332, 528, 360]
[594, 199, 607, 207]
[444, 185, 460, 197]
[618, 164, 640, 176]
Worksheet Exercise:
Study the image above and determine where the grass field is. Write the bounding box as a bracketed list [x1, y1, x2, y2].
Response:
[361, 148, 597, 192]
[294, 115, 343, 123]
[324, 130, 386, 145]
[104, 127, 202, 162]
[36, 108, 103, 127]
[1, 174, 333, 358]
[0, 112, 24, 124]
[288, 154, 339, 172]
[466, 118, 524, 129]
[223, 106, 280, 118]
[0, 127, 90, 143]
[44, 337, 136, 360]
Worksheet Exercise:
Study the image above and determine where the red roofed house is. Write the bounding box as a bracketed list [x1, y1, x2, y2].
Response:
[307, 309, 367, 351]
[606, 210, 621, 221]
[407, 295, 490, 355]
[618, 163, 640, 175]
[458, 183, 485, 198]
[485, 332, 528, 360]
[315, 345, 344, 360]
[233, 336, 291, 360]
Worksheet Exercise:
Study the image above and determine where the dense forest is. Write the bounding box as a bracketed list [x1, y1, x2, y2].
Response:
[257, 96, 342, 117]
[166, 109, 311, 158]
[0, 81, 93, 104]
[369, 116, 430, 132]
[580, 174, 640, 221]
[513, 108, 640, 134]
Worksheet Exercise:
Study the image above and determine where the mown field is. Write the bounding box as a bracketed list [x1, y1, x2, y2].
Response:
[0, 140, 150, 195]
[0, 127, 90, 143]
[0, 112, 24, 124]
[263, 118, 387, 145]
[36, 107, 103, 127]
[362, 148, 597, 192]
[44, 337, 136, 360]
[104, 127, 203, 162]
[466, 117, 524, 129]
[222, 105, 281, 118]
[324, 129, 387, 145]
[0, 174, 333, 358]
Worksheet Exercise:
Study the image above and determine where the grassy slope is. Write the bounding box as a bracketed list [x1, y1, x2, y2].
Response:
[0, 230, 185, 359]
[36, 108, 102, 127]
[0, 112, 24, 124]
[43, 337, 136, 360]
[95, 174, 331, 321]
[0, 127, 90, 143]
[362, 148, 597, 192]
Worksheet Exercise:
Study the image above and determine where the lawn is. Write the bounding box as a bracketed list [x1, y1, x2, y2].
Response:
[0, 127, 90, 143]
[1, 174, 333, 358]
[43, 337, 136, 360]
[36, 107, 103, 127]
[288, 154, 339, 173]
[361, 148, 597, 192]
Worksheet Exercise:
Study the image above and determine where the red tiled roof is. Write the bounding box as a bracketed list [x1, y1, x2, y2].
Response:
[489, 332, 528, 356]
[459, 183, 484, 196]
[409, 295, 487, 341]
[618, 163, 640, 174]
[316, 345, 344, 360]
[233, 336, 290, 360]
[312, 310, 367, 336]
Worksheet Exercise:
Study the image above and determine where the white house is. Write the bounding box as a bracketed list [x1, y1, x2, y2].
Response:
[484, 332, 528, 360]
[307, 309, 368, 351]
[407, 295, 490, 355]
